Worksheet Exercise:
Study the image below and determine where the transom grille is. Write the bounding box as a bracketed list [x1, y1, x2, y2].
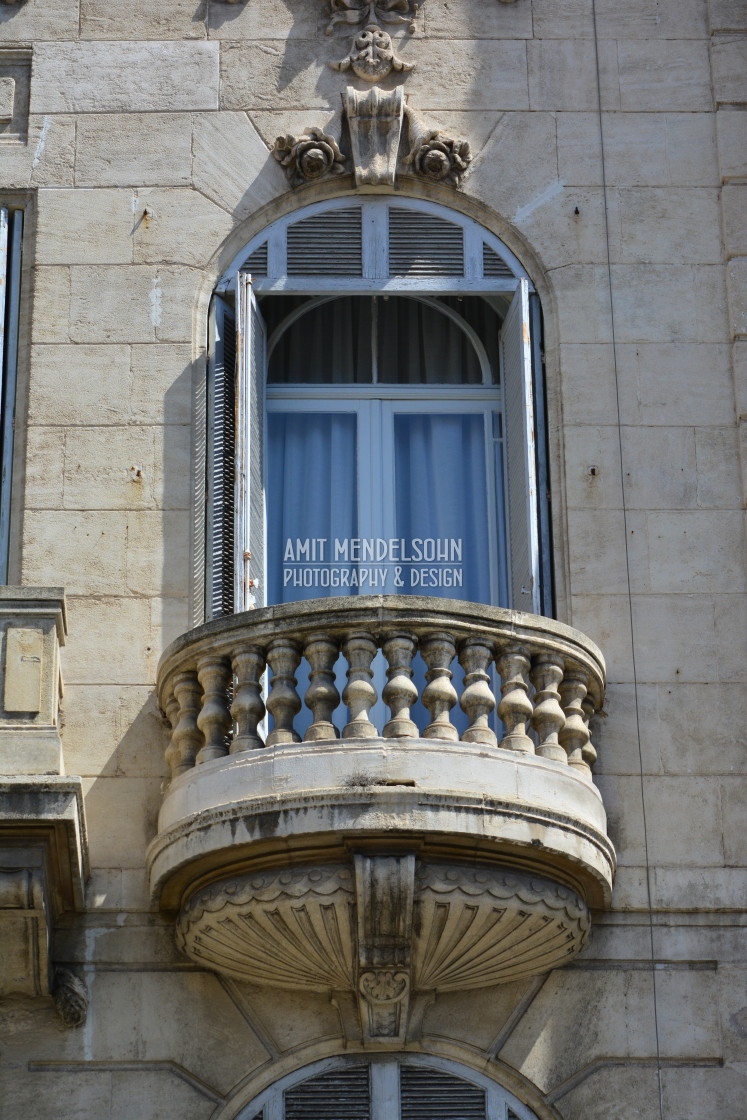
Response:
[284, 1065, 371, 1119]
[287, 208, 363, 276]
[400, 1066, 487, 1119]
[389, 208, 465, 277]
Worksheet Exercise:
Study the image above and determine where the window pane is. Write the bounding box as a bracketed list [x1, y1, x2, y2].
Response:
[267, 412, 358, 604]
[268, 298, 374, 383]
[377, 297, 483, 384]
[393, 413, 493, 604]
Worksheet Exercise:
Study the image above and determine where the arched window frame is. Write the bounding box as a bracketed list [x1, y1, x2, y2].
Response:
[206, 197, 552, 621]
[235, 1053, 541, 1120]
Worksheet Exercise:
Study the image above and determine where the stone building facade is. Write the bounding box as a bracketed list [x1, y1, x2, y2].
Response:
[0, 1, 745, 1118]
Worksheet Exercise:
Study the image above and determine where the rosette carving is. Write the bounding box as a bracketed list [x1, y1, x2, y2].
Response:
[272, 128, 347, 188]
[404, 127, 472, 187]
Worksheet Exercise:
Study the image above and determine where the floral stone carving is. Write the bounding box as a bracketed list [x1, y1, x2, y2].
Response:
[404, 110, 472, 187]
[272, 127, 347, 187]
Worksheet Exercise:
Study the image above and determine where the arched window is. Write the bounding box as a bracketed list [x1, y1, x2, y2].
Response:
[236, 1055, 541, 1120]
[207, 198, 551, 621]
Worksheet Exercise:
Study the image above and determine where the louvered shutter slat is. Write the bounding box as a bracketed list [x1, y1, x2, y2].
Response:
[482, 243, 514, 279]
[245, 241, 268, 275]
[389, 209, 464, 277]
[207, 296, 237, 617]
[284, 1066, 371, 1120]
[287, 208, 363, 276]
[400, 1066, 487, 1120]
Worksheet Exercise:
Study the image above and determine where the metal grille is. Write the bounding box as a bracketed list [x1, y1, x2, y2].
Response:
[284, 1066, 371, 1119]
[244, 241, 268, 276]
[400, 1066, 486, 1119]
[482, 243, 514, 278]
[389, 209, 464, 277]
[287, 208, 363, 276]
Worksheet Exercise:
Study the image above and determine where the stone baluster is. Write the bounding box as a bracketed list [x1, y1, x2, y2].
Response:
[558, 670, 592, 778]
[265, 639, 302, 746]
[196, 655, 232, 764]
[580, 692, 599, 772]
[163, 689, 181, 778]
[382, 633, 418, 738]
[303, 633, 340, 741]
[497, 646, 535, 753]
[458, 638, 497, 747]
[170, 671, 204, 775]
[230, 644, 266, 753]
[421, 632, 459, 742]
[342, 632, 379, 739]
[530, 653, 566, 762]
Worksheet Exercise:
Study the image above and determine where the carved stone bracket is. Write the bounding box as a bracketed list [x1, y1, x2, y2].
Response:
[344, 85, 404, 188]
[354, 852, 414, 1041]
[176, 857, 589, 1045]
[273, 127, 347, 187]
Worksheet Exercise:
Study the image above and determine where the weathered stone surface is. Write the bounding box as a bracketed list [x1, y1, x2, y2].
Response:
[426, 0, 532, 39]
[132, 188, 234, 267]
[608, 264, 729, 343]
[22, 512, 129, 596]
[36, 189, 134, 265]
[62, 596, 156, 686]
[609, 187, 722, 264]
[61, 425, 191, 512]
[709, 0, 747, 31]
[67, 264, 200, 345]
[596, 0, 708, 38]
[61, 685, 167, 779]
[192, 111, 284, 218]
[80, 0, 208, 40]
[527, 39, 599, 111]
[0, 0, 78, 41]
[28, 344, 131, 426]
[711, 35, 747, 104]
[30, 42, 219, 114]
[30, 267, 71, 344]
[1, 114, 77, 189]
[727, 257, 747, 336]
[22, 428, 65, 510]
[75, 113, 194, 187]
[716, 108, 747, 178]
[616, 39, 712, 110]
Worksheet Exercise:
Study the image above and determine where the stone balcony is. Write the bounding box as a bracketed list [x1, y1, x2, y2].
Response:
[147, 595, 615, 1044]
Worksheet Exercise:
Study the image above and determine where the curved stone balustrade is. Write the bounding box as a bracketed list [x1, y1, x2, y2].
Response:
[148, 597, 614, 935]
[156, 595, 605, 775]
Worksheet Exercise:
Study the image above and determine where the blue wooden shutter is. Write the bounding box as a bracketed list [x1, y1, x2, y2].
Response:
[501, 278, 541, 614]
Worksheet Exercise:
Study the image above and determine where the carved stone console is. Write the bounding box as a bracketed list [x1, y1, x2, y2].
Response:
[176, 857, 589, 1044]
[0, 589, 88, 1021]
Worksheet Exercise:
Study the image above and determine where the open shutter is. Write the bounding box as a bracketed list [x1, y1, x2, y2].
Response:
[236, 273, 267, 611]
[501, 278, 541, 614]
[0, 208, 23, 584]
[206, 295, 236, 617]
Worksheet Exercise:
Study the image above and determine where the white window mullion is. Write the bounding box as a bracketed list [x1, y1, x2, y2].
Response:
[362, 201, 388, 279]
[371, 1059, 400, 1120]
[236, 272, 267, 611]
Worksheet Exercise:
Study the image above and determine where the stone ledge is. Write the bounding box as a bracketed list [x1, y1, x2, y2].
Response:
[147, 740, 615, 910]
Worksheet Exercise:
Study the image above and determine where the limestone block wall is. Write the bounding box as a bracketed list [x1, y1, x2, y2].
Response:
[0, 1, 745, 1118]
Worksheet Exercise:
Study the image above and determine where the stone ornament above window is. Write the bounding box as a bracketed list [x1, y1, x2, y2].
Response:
[327, 0, 423, 83]
[273, 127, 347, 187]
[275, 91, 470, 191]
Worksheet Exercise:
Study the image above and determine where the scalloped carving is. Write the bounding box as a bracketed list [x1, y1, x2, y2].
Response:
[413, 864, 590, 990]
[176, 860, 589, 1011]
[176, 865, 356, 991]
